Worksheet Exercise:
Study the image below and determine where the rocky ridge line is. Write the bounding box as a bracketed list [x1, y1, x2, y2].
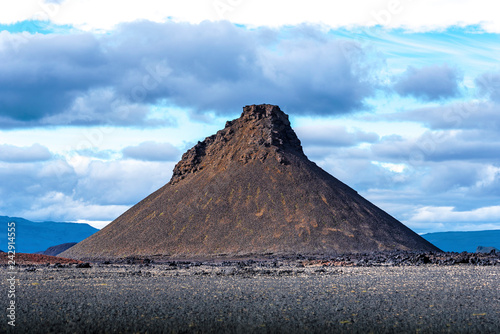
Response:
[170, 104, 305, 184]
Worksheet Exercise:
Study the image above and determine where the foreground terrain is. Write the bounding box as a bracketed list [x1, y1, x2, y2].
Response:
[1, 255, 499, 333]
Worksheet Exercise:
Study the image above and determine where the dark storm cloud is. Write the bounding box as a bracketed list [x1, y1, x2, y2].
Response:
[393, 64, 462, 101]
[0, 21, 378, 128]
[0, 143, 52, 162]
[102, 21, 377, 116]
[0, 33, 109, 122]
[122, 141, 180, 161]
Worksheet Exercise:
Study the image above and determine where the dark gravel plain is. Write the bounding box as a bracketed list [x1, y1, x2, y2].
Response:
[1, 252, 499, 333]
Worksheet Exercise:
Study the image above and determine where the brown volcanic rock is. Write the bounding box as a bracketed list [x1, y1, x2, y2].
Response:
[61, 104, 439, 259]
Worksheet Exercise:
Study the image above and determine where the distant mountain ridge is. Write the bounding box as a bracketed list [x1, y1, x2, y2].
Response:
[421, 230, 500, 253]
[0, 216, 98, 253]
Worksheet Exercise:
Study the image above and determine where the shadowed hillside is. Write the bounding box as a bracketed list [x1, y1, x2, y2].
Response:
[37, 242, 78, 256]
[62, 104, 439, 259]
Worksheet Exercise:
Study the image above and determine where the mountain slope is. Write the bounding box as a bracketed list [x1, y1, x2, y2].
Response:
[62, 104, 439, 259]
[0, 216, 98, 253]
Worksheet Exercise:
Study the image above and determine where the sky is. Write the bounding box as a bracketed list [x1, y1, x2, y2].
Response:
[0, 0, 499, 233]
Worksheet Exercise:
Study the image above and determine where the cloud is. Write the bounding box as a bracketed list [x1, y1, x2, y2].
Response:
[387, 101, 500, 131]
[295, 125, 378, 147]
[73, 219, 110, 229]
[0, 159, 77, 215]
[0, 143, 52, 162]
[0, 155, 175, 221]
[409, 205, 500, 223]
[475, 70, 500, 102]
[370, 130, 500, 165]
[0, 21, 379, 128]
[0, 32, 113, 126]
[469, 165, 500, 197]
[372, 139, 500, 193]
[2, 1, 500, 32]
[71, 159, 175, 205]
[404, 219, 500, 233]
[20, 191, 129, 223]
[122, 141, 180, 161]
[418, 162, 482, 193]
[106, 21, 377, 116]
[372, 100, 500, 168]
[47, 89, 159, 127]
[393, 64, 462, 101]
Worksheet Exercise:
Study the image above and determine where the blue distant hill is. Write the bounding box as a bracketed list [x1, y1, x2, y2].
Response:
[0, 216, 99, 253]
[421, 230, 500, 253]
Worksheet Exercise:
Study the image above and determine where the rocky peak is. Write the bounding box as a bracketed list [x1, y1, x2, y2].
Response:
[240, 104, 287, 122]
[238, 104, 304, 153]
[170, 104, 306, 184]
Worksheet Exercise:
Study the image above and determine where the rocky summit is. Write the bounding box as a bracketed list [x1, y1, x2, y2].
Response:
[61, 104, 439, 259]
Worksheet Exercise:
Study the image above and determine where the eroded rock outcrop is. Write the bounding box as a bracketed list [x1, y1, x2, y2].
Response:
[171, 105, 305, 184]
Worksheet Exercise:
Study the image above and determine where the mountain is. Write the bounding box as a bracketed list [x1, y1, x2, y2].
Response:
[61, 104, 439, 259]
[0, 216, 98, 253]
[421, 230, 500, 253]
[36, 242, 78, 256]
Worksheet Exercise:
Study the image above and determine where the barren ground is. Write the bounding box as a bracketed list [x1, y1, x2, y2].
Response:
[1, 259, 499, 333]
